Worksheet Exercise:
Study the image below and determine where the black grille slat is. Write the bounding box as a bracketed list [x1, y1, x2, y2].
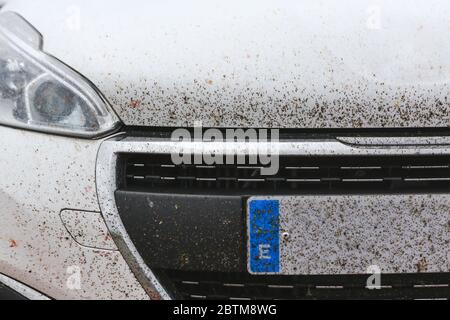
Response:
[121, 154, 450, 194]
[158, 270, 450, 300]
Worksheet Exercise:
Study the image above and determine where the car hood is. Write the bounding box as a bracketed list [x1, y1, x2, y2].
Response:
[5, 0, 450, 129]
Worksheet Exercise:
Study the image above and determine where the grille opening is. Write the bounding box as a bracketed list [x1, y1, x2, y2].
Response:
[119, 154, 450, 194]
[156, 270, 450, 300]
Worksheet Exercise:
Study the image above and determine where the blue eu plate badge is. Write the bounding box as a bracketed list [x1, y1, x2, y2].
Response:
[248, 199, 280, 274]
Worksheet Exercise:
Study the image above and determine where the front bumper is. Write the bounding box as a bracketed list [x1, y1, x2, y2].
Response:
[96, 133, 450, 300]
[0, 126, 148, 300]
[1, 125, 449, 299]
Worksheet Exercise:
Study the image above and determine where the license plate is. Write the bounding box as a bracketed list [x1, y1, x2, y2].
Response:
[247, 195, 450, 275]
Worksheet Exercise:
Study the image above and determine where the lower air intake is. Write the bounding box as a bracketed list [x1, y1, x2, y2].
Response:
[156, 270, 450, 300]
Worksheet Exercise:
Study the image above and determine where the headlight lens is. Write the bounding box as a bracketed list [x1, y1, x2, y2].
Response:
[0, 12, 120, 138]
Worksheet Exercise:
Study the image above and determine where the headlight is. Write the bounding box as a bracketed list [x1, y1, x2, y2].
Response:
[0, 12, 120, 138]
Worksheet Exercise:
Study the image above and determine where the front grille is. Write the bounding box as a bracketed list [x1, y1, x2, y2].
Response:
[120, 153, 450, 194]
[157, 270, 450, 300]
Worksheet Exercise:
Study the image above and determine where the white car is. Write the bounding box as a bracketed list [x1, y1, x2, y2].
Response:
[0, 0, 448, 300]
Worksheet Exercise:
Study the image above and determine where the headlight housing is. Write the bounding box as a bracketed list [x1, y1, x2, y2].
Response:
[0, 12, 120, 138]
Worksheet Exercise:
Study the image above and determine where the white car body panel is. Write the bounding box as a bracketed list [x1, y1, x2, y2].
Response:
[4, 0, 450, 128]
[0, 126, 148, 299]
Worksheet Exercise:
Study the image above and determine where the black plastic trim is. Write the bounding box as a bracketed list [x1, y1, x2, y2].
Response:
[123, 126, 450, 140]
[115, 191, 245, 272]
[0, 283, 27, 300]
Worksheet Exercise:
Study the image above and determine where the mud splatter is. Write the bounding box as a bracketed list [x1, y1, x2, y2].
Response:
[9, 239, 18, 248]
[129, 99, 142, 109]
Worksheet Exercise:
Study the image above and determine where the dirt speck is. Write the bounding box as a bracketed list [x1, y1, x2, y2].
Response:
[416, 257, 428, 273]
[9, 239, 18, 248]
[129, 99, 142, 109]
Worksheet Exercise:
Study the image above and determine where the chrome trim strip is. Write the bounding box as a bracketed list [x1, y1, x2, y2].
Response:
[0, 274, 50, 300]
[116, 137, 450, 156]
[96, 136, 450, 299]
[96, 136, 171, 300]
